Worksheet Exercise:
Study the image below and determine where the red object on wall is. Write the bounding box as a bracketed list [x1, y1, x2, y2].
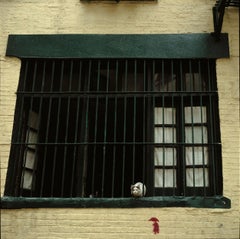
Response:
[149, 217, 160, 234]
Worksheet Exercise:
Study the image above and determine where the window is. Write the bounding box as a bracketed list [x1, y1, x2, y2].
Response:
[5, 58, 222, 199]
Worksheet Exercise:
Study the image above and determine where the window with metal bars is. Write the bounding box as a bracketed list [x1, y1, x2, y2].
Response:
[5, 58, 222, 198]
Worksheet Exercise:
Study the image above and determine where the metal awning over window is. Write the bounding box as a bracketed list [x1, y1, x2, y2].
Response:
[6, 34, 229, 59]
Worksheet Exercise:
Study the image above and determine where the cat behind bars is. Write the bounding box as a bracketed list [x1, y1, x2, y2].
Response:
[131, 182, 146, 197]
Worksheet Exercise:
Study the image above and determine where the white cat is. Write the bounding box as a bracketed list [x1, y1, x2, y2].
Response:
[131, 182, 146, 197]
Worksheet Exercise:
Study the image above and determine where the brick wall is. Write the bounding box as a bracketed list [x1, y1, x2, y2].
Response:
[0, 1, 239, 238]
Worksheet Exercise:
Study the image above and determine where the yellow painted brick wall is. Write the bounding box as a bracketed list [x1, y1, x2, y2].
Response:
[0, 1, 239, 239]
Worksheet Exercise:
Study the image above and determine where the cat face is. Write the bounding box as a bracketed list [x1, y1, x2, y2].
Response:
[131, 182, 146, 197]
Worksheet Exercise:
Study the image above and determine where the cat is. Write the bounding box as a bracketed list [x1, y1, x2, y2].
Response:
[131, 182, 146, 197]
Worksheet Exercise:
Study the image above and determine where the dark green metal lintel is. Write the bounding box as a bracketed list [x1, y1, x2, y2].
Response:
[1, 196, 231, 209]
[6, 34, 229, 59]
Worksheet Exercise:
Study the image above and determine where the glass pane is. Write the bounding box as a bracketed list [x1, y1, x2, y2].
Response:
[154, 148, 176, 166]
[185, 106, 207, 123]
[186, 168, 209, 187]
[123, 73, 144, 91]
[26, 130, 38, 149]
[24, 150, 35, 169]
[185, 73, 205, 91]
[155, 107, 176, 124]
[185, 126, 208, 143]
[154, 73, 176, 92]
[155, 169, 176, 187]
[22, 170, 33, 190]
[28, 111, 39, 130]
[155, 127, 176, 143]
[186, 147, 208, 165]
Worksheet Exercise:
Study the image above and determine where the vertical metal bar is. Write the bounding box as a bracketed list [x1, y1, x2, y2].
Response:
[161, 60, 166, 195]
[212, 60, 220, 193]
[101, 60, 109, 197]
[198, 60, 207, 195]
[111, 60, 118, 197]
[101, 60, 110, 197]
[60, 60, 69, 197]
[161, 60, 164, 91]
[132, 60, 137, 184]
[103, 60, 110, 197]
[31, 60, 46, 196]
[81, 60, 92, 197]
[171, 60, 176, 195]
[142, 60, 146, 190]
[180, 60, 186, 196]
[49, 60, 64, 197]
[200, 95, 207, 196]
[70, 60, 82, 197]
[17, 60, 28, 143]
[189, 60, 193, 91]
[190, 94, 196, 195]
[40, 60, 54, 197]
[207, 60, 217, 195]
[21, 60, 38, 196]
[171, 60, 174, 91]
[207, 60, 212, 91]
[121, 60, 128, 197]
[61, 60, 73, 197]
[189, 60, 196, 195]
[17, 60, 29, 196]
[209, 95, 217, 195]
[180, 60, 184, 92]
[198, 60, 204, 91]
[152, 60, 156, 196]
[91, 60, 101, 196]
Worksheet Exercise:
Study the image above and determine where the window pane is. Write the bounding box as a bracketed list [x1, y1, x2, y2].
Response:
[186, 168, 209, 187]
[24, 150, 35, 169]
[28, 111, 39, 129]
[154, 148, 176, 166]
[185, 106, 206, 123]
[26, 130, 38, 149]
[155, 107, 176, 124]
[155, 127, 176, 143]
[185, 147, 208, 165]
[155, 169, 176, 187]
[154, 73, 176, 92]
[22, 170, 33, 190]
[123, 73, 144, 91]
[185, 73, 206, 91]
[185, 126, 208, 143]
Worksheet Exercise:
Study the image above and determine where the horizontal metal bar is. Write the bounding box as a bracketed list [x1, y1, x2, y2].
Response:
[155, 166, 177, 169]
[16, 93, 218, 100]
[12, 142, 221, 146]
[16, 91, 218, 95]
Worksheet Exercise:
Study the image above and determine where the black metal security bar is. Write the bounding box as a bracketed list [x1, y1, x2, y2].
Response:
[5, 59, 223, 198]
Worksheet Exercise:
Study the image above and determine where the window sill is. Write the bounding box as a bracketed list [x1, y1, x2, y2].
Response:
[1, 196, 230, 209]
